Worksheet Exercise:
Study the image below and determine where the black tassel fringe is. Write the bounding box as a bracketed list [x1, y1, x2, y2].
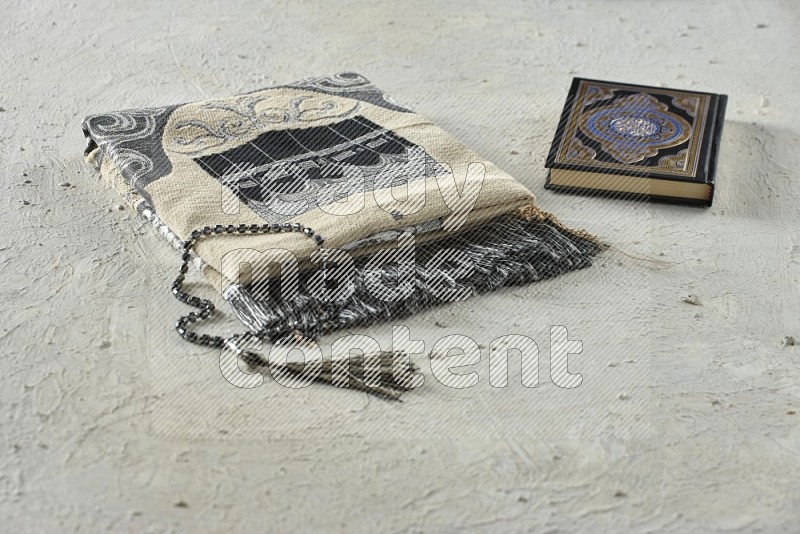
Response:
[226, 213, 603, 343]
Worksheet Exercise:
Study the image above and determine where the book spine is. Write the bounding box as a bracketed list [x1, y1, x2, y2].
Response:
[704, 94, 729, 206]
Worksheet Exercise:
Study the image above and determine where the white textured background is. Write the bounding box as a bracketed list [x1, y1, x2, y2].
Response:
[2, 0, 799, 531]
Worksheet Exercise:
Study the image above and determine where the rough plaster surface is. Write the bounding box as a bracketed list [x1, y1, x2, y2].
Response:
[2, 0, 800, 531]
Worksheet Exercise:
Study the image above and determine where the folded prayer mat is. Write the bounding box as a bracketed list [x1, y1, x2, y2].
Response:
[82, 72, 602, 398]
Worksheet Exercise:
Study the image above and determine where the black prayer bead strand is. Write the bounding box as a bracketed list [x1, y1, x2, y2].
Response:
[172, 222, 325, 347]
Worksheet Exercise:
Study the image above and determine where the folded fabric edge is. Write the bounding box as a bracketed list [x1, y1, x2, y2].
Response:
[86, 146, 208, 271]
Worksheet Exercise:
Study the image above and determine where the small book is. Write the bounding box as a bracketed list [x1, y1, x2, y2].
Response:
[544, 78, 727, 206]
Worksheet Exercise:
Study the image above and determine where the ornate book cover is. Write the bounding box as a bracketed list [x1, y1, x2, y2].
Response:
[545, 77, 727, 206]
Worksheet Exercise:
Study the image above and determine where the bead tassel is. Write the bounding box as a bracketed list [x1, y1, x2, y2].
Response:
[171, 223, 421, 399]
[172, 221, 324, 349]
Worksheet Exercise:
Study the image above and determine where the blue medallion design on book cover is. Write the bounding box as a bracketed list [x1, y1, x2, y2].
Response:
[578, 93, 692, 165]
[553, 80, 712, 177]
